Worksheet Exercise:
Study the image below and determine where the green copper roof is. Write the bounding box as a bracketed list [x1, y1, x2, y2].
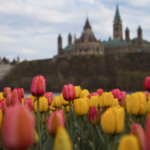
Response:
[58, 34, 61, 38]
[138, 25, 142, 30]
[101, 39, 128, 47]
[115, 4, 120, 19]
[63, 44, 74, 51]
[131, 38, 149, 44]
[125, 27, 129, 31]
[68, 33, 71, 37]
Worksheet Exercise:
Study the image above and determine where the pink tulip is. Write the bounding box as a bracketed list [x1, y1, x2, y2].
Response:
[10, 89, 21, 106]
[144, 91, 149, 100]
[62, 84, 76, 101]
[87, 92, 98, 99]
[120, 91, 126, 100]
[2, 104, 35, 150]
[131, 123, 146, 150]
[30, 75, 46, 96]
[112, 88, 121, 101]
[6, 93, 12, 106]
[88, 107, 99, 125]
[17, 88, 24, 98]
[47, 110, 64, 136]
[146, 116, 150, 150]
[0, 99, 7, 114]
[96, 88, 104, 96]
[3, 87, 11, 98]
[24, 98, 34, 111]
[144, 77, 150, 91]
[44, 92, 53, 105]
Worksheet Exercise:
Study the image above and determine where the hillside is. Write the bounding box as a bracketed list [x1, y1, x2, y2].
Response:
[0, 52, 150, 92]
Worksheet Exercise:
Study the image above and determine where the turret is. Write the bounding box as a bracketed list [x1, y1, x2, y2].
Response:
[125, 27, 130, 42]
[138, 26, 142, 44]
[68, 33, 72, 45]
[58, 34, 62, 55]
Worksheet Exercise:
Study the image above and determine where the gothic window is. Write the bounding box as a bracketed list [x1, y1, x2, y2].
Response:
[96, 47, 99, 52]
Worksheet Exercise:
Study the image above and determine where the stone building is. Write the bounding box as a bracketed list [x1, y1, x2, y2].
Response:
[57, 5, 150, 57]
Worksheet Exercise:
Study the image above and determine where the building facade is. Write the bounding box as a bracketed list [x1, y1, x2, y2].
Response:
[57, 5, 150, 57]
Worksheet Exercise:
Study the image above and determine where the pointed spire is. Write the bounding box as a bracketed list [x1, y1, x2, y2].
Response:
[84, 18, 91, 30]
[138, 25, 142, 30]
[125, 27, 129, 31]
[115, 4, 120, 19]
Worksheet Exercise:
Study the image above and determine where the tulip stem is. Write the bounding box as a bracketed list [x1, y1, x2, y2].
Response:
[107, 134, 109, 150]
[41, 113, 43, 133]
[81, 116, 84, 150]
[64, 106, 66, 126]
[93, 126, 95, 150]
[69, 101, 72, 142]
[111, 136, 115, 150]
[37, 96, 42, 150]
[98, 105, 100, 127]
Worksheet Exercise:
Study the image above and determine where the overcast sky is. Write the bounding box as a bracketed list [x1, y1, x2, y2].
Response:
[0, 0, 150, 61]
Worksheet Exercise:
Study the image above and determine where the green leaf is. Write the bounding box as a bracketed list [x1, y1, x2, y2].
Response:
[43, 135, 54, 150]
[41, 130, 48, 146]
[139, 111, 148, 129]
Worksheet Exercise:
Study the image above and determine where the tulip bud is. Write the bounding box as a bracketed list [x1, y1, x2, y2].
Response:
[52, 96, 61, 108]
[80, 89, 90, 98]
[74, 98, 89, 116]
[101, 106, 124, 134]
[59, 93, 69, 106]
[62, 84, 76, 101]
[74, 86, 81, 98]
[88, 107, 99, 125]
[30, 75, 46, 96]
[53, 127, 72, 150]
[47, 110, 65, 136]
[113, 98, 118, 107]
[112, 88, 121, 101]
[44, 92, 53, 105]
[34, 96, 48, 112]
[6, 93, 12, 106]
[3, 87, 11, 98]
[87, 92, 98, 99]
[89, 96, 99, 108]
[0, 99, 7, 114]
[17, 88, 24, 98]
[24, 98, 34, 111]
[118, 135, 140, 150]
[10, 88, 22, 106]
[144, 77, 150, 91]
[28, 95, 37, 102]
[96, 88, 103, 96]
[2, 104, 35, 150]
[131, 124, 146, 150]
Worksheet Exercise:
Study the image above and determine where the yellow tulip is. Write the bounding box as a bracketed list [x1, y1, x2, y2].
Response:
[101, 106, 124, 134]
[54, 127, 72, 150]
[99, 92, 114, 108]
[113, 98, 118, 107]
[118, 135, 140, 150]
[66, 106, 70, 113]
[59, 93, 69, 106]
[34, 129, 39, 144]
[22, 98, 25, 105]
[49, 104, 55, 111]
[51, 96, 61, 108]
[0, 93, 5, 100]
[34, 96, 48, 112]
[128, 92, 147, 116]
[49, 110, 53, 115]
[74, 98, 89, 116]
[28, 95, 37, 102]
[89, 96, 99, 108]
[74, 86, 81, 98]
[0, 109, 2, 128]
[80, 89, 90, 98]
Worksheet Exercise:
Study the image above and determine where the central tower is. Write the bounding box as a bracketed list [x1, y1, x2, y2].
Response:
[113, 5, 123, 40]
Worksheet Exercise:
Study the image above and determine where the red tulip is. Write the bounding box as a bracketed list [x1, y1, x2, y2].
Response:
[6, 93, 12, 106]
[96, 88, 104, 96]
[10, 89, 21, 106]
[87, 92, 98, 99]
[120, 91, 126, 100]
[30, 75, 46, 96]
[144, 91, 149, 100]
[1, 104, 35, 150]
[131, 123, 146, 150]
[112, 88, 121, 101]
[146, 116, 150, 150]
[62, 84, 76, 101]
[24, 98, 34, 111]
[47, 110, 64, 136]
[3, 87, 11, 98]
[0, 99, 7, 114]
[17, 88, 24, 98]
[88, 107, 99, 125]
[144, 77, 150, 91]
[44, 92, 53, 105]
